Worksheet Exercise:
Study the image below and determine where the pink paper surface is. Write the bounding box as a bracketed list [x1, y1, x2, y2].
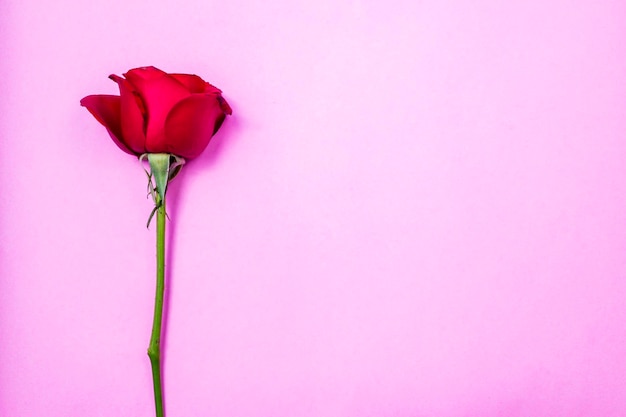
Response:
[2, 0, 626, 416]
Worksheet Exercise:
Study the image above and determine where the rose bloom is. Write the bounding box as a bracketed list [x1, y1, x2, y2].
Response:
[80, 66, 232, 159]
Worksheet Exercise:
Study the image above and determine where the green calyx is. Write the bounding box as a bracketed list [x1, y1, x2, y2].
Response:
[140, 153, 185, 227]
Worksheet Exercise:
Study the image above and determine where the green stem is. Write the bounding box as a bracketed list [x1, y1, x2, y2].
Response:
[147, 197, 166, 417]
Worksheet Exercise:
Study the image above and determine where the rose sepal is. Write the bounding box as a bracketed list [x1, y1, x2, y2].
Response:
[141, 153, 185, 227]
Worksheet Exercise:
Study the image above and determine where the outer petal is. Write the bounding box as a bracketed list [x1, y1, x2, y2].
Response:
[163, 94, 226, 159]
[203, 82, 223, 95]
[124, 66, 168, 82]
[80, 95, 135, 155]
[169, 73, 208, 93]
[217, 95, 233, 115]
[108, 74, 147, 154]
[201, 81, 232, 114]
[124, 67, 191, 152]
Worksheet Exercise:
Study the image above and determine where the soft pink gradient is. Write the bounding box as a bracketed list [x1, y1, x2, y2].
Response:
[1, 0, 626, 416]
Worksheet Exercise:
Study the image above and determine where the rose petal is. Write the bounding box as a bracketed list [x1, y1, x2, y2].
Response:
[201, 81, 231, 114]
[124, 66, 166, 82]
[80, 95, 135, 155]
[204, 82, 223, 95]
[124, 67, 191, 152]
[170, 74, 208, 94]
[217, 95, 233, 115]
[108, 74, 147, 154]
[163, 94, 225, 159]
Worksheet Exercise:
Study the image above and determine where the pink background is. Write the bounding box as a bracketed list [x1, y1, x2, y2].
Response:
[1, 0, 626, 416]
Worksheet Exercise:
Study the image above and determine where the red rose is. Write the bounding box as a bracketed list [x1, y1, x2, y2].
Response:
[80, 66, 232, 159]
